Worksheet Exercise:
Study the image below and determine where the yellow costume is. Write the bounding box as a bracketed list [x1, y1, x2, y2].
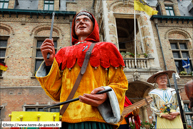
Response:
[35, 11, 128, 129]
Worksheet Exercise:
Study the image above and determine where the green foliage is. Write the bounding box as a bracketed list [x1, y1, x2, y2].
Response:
[121, 52, 126, 57]
[180, 71, 187, 75]
[187, 125, 193, 129]
[126, 52, 134, 57]
[189, 71, 193, 76]
[129, 122, 135, 129]
[141, 121, 155, 129]
[143, 53, 148, 58]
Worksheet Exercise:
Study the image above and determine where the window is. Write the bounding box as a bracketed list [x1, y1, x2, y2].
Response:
[44, 0, 54, 10]
[0, 106, 3, 121]
[0, 40, 7, 76]
[184, 103, 193, 127]
[35, 40, 57, 73]
[25, 106, 59, 112]
[0, 0, 9, 9]
[165, 6, 175, 16]
[170, 42, 192, 73]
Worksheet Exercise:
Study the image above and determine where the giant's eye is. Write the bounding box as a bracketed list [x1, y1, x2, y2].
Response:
[76, 20, 80, 23]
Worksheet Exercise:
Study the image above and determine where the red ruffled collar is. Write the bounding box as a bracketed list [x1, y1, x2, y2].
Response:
[55, 42, 125, 70]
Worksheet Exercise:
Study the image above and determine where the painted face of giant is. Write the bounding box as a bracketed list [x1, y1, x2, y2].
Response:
[75, 15, 94, 39]
[156, 74, 168, 87]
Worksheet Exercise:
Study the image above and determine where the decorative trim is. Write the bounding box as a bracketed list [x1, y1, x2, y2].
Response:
[30, 24, 64, 37]
[165, 28, 191, 39]
[108, 1, 134, 12]
[0, 9, 76, 19]
[0, 23, 15, 35]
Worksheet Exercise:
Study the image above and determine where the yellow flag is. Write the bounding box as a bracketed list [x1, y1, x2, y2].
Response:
[134, 0, 158, 16]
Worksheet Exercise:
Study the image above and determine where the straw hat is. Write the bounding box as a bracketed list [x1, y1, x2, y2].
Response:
[147, 70, 176, 83]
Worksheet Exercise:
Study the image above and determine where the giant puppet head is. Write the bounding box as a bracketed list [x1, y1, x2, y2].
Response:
[185, 80, 193, 108]
[71, 11, 99, 45]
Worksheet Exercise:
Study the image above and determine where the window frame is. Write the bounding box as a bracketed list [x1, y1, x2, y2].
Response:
[0, 106, 4, 121]
[170, 40, 192, 73]
[33, 37, 58, 77]
[183, 101, 193, 127]
[0, 36, 9, 77]
[0, 0, 9, 9]
[44, 0, 54, 10]
[23, 105, 60, 112]
[165, 5, 175, 16]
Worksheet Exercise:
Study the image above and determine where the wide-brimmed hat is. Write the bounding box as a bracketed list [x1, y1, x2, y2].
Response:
[147, 70, 176, 83]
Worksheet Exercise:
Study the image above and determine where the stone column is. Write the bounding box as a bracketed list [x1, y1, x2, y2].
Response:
[38, 0, 44, 10]
[54, 0, 60, 11]
[139, 13, 160, 68]
[102, 1, 110, 42]
[8, 0, 15, 9]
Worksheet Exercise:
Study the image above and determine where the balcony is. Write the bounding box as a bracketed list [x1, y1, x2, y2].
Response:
[123, 57, 156, 71]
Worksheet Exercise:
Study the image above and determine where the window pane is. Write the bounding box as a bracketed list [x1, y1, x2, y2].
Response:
[4, 2, 8, 8]
[184, 104, 191, 112]
[54, 41, 57, 48]
[186, 115, 192, 126]
[5, 0, 9, 1]
[0, 2, 3, 8]
[45, 0, 49, 3]
[37, 41, 43, 48]
[50, 108, 60, 112]
[170, 10, 174, 16]
[35, 59, 44, 71]
[50, 0, 54, 3]
[171, 43, 178, 49]
[36, 50, 43, 57]
[169, 7, 173, 9]
[173, 51, 180, 58]
[49, 4, 54, 10]
[0, 49, 6, 57]
[182, 52, 189, 58]
[0, 40, 7, 47]
[180, 43, 187, 49]
[26, 108, 36, 111]
[44, 4, 48, 10]
[175, 60, 184, 73]
[166, 10, 170, 15]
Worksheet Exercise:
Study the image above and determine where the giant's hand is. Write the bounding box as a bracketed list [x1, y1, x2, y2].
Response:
[161, 114, 176, 120]
[170, 112, 180, 118]
[132, 107, 139, 116]
[40, 39, 55, 66]
[79, 87, 107, 107]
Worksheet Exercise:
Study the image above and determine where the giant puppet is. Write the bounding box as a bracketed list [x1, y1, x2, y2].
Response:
[35, 11, 128, 129]
[148, 71, 183, 129]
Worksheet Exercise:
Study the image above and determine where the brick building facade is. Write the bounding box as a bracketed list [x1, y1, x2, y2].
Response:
[0, 0, 193, 127]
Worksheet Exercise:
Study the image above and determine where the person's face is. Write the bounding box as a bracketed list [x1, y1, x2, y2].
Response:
[156, 74, 168, 87]
[75, 15, 93, 39]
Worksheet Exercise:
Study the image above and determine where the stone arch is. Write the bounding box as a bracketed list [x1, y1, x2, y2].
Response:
[30, 24, 64, 37]
[108, 1, 134, 12]
[0, 23, 15, 35]
[165, 28, 191, 39]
